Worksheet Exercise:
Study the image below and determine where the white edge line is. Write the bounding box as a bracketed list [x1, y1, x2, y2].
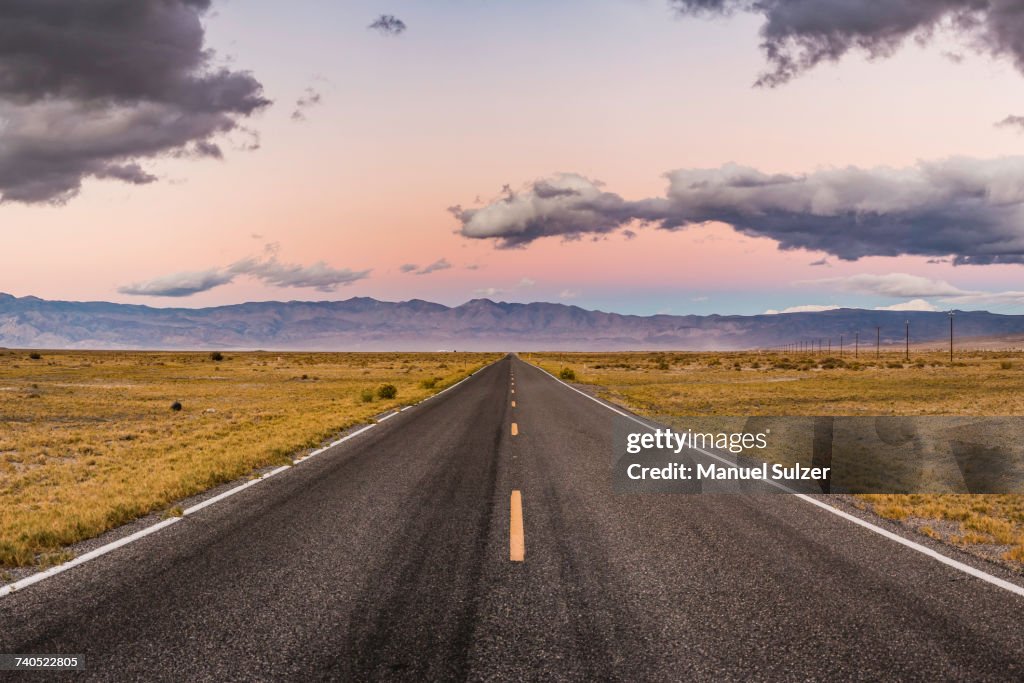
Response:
[0, 362, 497, 599]
[527, 361, 1024, 598]
[0, 518, 181, 597]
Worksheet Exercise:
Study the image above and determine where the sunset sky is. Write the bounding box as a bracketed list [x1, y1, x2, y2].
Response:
[5, 1, 1024, 315]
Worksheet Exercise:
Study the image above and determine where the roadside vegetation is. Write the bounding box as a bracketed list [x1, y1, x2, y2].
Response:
[0, 351, 499, 568]
[528, 350, 1024, 569]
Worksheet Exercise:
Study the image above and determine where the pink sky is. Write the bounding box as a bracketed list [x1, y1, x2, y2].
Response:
[4, 1, 1024, 315]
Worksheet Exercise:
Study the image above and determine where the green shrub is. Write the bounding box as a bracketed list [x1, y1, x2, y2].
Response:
[360, 388, 375, 403]
[1001, 361, 1014, 370]
[377, 383, 398, 400]
[420, 377, 437, 389]
[559, 367, 576, 381]
[28, 352, 41, 360]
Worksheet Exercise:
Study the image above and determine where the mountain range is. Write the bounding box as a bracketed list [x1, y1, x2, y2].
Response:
[1, 292, 1022, 351]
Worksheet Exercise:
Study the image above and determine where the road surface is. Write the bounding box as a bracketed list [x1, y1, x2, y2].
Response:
[2, 355, 1024, 681]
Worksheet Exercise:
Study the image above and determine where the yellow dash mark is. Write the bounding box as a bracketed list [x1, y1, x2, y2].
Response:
[510, 490, 524, 562]
[511, 388, 515, 394]
[511, 422, 519, 436]
[511, 400, 516, 407]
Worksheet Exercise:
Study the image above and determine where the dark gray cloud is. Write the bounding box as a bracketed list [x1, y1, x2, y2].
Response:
[399, 263, 419, 273]
[0, 0, 268, 203]
[670, 1, 1024, 87]
[455, 159, 1024, 265]
[451, 173, 669, 247]
[119, 252, 370, 297]
[369, 14, 407, 36]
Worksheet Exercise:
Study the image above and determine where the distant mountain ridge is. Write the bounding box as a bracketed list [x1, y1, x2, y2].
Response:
[1, 292, 1022, 350]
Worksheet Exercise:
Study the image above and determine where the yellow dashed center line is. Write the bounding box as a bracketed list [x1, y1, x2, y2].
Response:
[511, 400, 516, 408]
[510, 490, 524, 562]
[511, 422, 518, 436]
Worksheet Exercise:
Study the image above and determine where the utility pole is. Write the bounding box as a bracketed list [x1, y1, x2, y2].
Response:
[949, 311, 955, 363]
[905, 320, 910, 361]
[876, 326, 881, 359]
[828, 338, 831, 355]
[840, 335, 844, 358]
[855, 332, 859, 359]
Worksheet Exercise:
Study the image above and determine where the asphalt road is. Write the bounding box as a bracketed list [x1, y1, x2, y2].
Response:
[3, 355, 1024, 681]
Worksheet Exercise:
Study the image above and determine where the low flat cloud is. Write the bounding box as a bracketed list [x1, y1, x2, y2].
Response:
[805, 271, 1024, 308]
[764, 304, 840, 314]
[118, 269, 235, 298]
[764, 300, 938, 314]
[369, 14, 406, 36]
[804, 273, 971, 299]
[228, 256, 369, 291]
[670, 1, 1024, 88]
[454, 159, 1024, 265]
[402, 258, 452, 276]
[119, 251, 369, 297]
[0, 0, 269, 204]
[875, 299, 939, 312]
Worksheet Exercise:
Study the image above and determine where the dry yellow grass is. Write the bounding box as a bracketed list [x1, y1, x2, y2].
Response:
[528, 350, 1024, 568]
[0, 350, 499, 568]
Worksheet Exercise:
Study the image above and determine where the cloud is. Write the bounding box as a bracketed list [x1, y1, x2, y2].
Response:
[670, 1, 1024, 87]
[764, 304, 840, 314]
[228, 256, 369, 291]
[404, 258, 452, 276]
[118, 269, 235, 298]
[559, 289, 580, 299]
[517, 277, 536, 288]
[809, 258, 830, 267]
[453, 173, 668, 247]
[0, 0, 269, 204]
[804, 273, 971, 298]
[455, 159, 1024, 265]
[806, 271, 1024, 308]
[369, 14, 406, 36]
[474, 287, 504, 297]
[290, 87, 322, 122]
[119, 250, 369, 297]
[874, 299, 939, 312]
[997, 115, 1024, 131]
